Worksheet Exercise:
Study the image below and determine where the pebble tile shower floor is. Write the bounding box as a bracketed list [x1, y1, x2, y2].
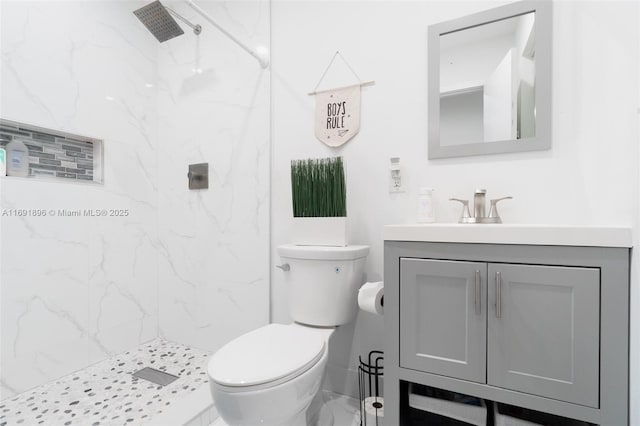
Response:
[0, 339, 211, 426]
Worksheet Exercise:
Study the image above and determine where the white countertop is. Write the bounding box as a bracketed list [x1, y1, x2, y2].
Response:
[383, 224, 633, 248]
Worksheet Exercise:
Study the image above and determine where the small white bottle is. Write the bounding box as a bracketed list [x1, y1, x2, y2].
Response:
[6, 139, 29, 177]
[0, 147, 6, 177]
[417, 187, 436, 223]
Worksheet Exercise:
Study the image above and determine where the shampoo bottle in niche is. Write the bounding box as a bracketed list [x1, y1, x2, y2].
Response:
[6, 139, 29, 177]
[417, 187, 436, 223]
[0, 148, 6, 177]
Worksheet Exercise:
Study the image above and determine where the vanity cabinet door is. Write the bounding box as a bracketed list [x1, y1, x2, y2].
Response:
[400, 258, 487, 383]
[487, 264, 600, 408]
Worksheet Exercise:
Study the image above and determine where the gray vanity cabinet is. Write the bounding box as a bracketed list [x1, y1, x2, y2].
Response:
[487, 264, 600, 408]
[384, 241, 630, 426]
[400, 259, 487, 384]
[399, 259, 600, 408]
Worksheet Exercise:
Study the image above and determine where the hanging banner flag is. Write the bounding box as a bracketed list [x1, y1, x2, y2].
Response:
[314, 84, 361, 147]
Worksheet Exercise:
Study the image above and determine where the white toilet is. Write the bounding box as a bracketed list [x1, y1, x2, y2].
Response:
[208, 244, 369, 426]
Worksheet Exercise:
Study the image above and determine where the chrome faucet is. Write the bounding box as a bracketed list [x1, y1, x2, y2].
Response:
[474, 189, 487, 219]
[450, 189, 512, 224]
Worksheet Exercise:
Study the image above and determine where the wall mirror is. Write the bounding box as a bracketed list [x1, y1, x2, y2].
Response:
[428, 1, 552, 159]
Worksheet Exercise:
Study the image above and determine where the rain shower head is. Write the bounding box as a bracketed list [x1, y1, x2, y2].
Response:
[134, 0, 201, 43]
[135, 0, 268, 68]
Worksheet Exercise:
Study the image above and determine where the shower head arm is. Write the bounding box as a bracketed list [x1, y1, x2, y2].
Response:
[185, 0, 269, 69]
[165, 6, 202, 35]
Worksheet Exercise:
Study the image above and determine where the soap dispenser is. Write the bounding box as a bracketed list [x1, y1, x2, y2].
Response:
[417, 187, 436, 223]
[6, 139, 29, 177]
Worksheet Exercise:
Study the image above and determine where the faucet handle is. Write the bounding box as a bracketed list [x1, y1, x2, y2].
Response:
[449, 198, 472, 223]
[487, 196, 513, 222]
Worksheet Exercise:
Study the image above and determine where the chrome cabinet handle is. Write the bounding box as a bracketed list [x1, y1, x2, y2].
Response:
[276, 263, 290, 272]
[495, 271, 502, 318]
[475, 270, 481, 315]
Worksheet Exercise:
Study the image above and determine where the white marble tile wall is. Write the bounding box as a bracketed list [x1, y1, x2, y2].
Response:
[156, 0, 270, 352]
[0, 1, 159, 399]
[1, 0, 270, 401]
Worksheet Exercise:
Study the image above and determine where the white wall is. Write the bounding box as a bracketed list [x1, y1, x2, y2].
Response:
[271, 3, 640, 421]
[156, 0, 271, 352]
[0, 1, 159, 398]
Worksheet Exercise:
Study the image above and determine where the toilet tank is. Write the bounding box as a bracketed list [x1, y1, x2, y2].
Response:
[278, 244, 369, 327]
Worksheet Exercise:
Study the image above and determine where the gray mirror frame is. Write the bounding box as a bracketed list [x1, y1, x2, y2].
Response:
[428, 1, 552, 159]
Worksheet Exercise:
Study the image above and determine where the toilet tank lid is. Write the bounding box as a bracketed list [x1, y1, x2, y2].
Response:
[278, 244, 369, 260]
[208, 324, 325, 388]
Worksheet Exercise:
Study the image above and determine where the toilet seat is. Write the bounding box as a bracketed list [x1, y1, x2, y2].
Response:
[208, 324, 326, 392]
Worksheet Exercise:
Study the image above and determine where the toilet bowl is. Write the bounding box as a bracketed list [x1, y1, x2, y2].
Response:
[209, 323, 334, 426]
[208, 244, 369, 426]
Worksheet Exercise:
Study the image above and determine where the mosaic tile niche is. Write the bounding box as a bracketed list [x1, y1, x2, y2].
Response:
[0, 119, 102, 183]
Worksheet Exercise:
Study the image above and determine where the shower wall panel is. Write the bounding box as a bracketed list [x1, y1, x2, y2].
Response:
[0, 0, 271, 399]
[156, 0, 270, 352]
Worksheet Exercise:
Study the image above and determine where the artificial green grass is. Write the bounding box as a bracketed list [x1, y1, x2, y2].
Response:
[291, 157, 346, 218]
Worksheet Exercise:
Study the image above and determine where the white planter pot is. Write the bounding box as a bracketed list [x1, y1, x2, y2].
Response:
[292, 217, 347, 246]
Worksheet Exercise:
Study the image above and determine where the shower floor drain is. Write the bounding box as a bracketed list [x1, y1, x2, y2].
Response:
[133, 367, 180, 386]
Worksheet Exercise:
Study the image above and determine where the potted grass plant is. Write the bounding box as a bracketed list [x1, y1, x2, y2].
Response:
[291, 156, 347, 246]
